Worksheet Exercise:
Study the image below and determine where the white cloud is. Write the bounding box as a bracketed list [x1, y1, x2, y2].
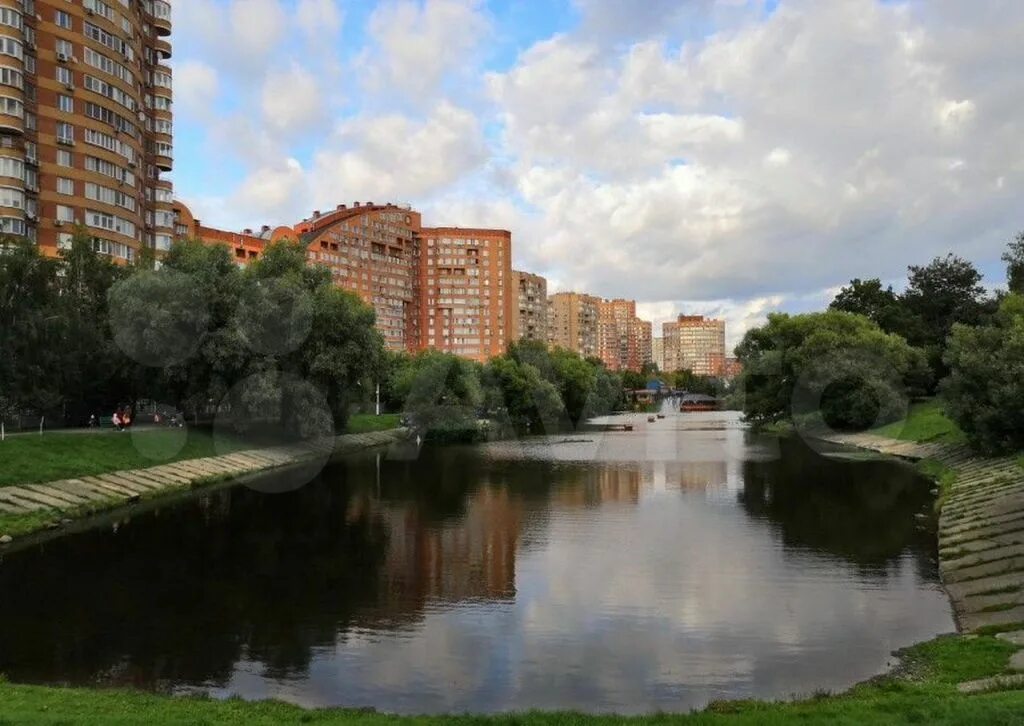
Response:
[174, 60, 220, 116]
[260, 63, 325, 134]
[295, 0, 343, 39]
[307, 102, 488, 205]
[359, 0, 491, 102]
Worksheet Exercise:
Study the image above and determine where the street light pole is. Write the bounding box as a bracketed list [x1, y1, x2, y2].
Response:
[375, 382, 380, 416]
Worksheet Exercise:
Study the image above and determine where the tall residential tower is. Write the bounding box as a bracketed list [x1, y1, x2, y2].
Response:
[3, 0, 173, 258]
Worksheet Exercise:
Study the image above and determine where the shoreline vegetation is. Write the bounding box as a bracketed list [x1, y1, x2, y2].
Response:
[3, 635, 1024, 724]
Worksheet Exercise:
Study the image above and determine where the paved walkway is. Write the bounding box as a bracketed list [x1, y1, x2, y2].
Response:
[822, 432, 1024, 633]
[0, 429, 406, 531]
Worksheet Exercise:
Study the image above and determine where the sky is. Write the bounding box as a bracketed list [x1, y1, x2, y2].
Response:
[170, 0, 1024, 348]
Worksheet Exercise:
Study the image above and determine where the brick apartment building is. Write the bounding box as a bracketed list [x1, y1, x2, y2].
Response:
[546, 292, 651, 371]
[3, 0, 174, 260]
[173, 200, 513, 363]
[547, 291, 599, 359]
[662, 315, 727, 376]
[512, 270, 547, 343]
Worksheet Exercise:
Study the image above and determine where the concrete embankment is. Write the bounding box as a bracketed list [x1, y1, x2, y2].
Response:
[0, 428, 408, 544]
[821, 431, 1024, 633]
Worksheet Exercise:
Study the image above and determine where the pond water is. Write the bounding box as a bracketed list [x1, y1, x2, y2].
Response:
[0, 411, 954, 714]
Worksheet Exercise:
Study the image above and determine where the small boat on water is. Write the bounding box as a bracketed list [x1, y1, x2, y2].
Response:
[656, 414, 666, 419]
[647, 416, 656, 423]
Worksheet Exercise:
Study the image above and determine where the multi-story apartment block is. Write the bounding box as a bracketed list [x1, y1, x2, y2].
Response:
[420, 226, 513, 362]
[651, 337, 665, 372]
[596, 298, 637, 371]
[637, 319, 652, 370]
[512, 270, 547, 343]
[547, 291, 599, 358]
[662, 315, 726, 376]
[172, 200, 514, 363]
[2, 0, 174, 260]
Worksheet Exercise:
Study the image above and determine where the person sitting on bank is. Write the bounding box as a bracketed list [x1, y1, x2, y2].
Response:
[112, 410, 123, 431]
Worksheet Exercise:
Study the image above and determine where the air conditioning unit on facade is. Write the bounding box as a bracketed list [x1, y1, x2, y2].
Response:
[54, 219, 63, 227]
[57, 52, 69, 63]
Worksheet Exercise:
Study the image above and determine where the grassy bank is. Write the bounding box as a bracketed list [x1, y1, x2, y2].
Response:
[345, 413, 402, 435]
[0, 429, 249, 489]
[1, 635, 1023, 724]
[872, 399, 966, 445]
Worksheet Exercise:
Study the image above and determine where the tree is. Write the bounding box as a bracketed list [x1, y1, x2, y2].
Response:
[899, 254, 991, 382]
[829, 278, 904, 331]
[942, 294, 1024, 454]
[1004, 231, 1024, 295]
[735, 311, 929, 431]
[482, 355, 563, 434]
[391, 350, 484, 438]
[0, 238, 64, 425]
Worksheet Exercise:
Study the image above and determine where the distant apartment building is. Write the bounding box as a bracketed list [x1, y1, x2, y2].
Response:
[512, 270, 547, 343]
[651, 337, 665, 372]
[420, 226, 513, 362]
[724, 357, 743, 380]
[547, 291, 599, 358]
[637, 320, 652, 370]
[662, 315, 726, 376]
[173, 200, 513, 363]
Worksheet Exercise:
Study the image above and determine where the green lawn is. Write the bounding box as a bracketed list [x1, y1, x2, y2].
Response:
[345, 413, 402, 434]
[1, 635, 1024, 724]
[0, 428, 249, 489]
[872, 399, 967, 445]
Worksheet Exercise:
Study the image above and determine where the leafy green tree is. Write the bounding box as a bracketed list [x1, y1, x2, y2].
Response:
[482, 355, 563, 433]
[899, 254, 991, 381]
[829, 278, 909, 334]
[1004, 231, 1024, 295]
[0, 238, 64, 425]
[942, 294, 1024, 454]
[620, 370, 647, 392]
[736, 311, 929, 431]
[391, 350, 483, 437]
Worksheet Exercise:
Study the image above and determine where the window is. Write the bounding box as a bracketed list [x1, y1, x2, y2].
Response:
[57, 94, 73, 113]
[0, 216, 26, 235]
[58, 232, 73, 249]
[57, 177, 74, 195]
[83, 47, 133, 85]
[23, 111, 34, 130]
[154, 187, 173, 203]
[83, 0, 115, 22]
[55, 204, 75, 222]
[0, 37, 22, 60]
[55, 39, 73, 58]
[0, 157, 23, 180]
[83, 128, 134, 162]
[154, 233, 172, 251]
[24, 141, 36, 164]
[23, 55, 34, 74]
[84, 74, 135, 111]
[85, 181, 136, 212]
[84, 22, 134, 62]
[56, 66, 72, 86]
[0, 186, 23, 209]
[0, 67, 22, 89]
[0, 96, 23, 118]
[0, 8, 22, 30]
[55, 9, 71, 29]
[56, 149, 72, 167]
[86, 209, 135, 237]
[56, 122, 74, 144]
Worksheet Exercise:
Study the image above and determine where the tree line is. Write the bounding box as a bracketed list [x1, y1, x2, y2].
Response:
[0, 230, 627, 438]
[736, 231, 1024, 454]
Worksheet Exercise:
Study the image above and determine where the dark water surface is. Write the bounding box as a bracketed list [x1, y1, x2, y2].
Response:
[0, 412, 954, 714]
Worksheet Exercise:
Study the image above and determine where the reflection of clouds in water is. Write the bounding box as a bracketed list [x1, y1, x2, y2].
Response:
[216, 471, 950, 714]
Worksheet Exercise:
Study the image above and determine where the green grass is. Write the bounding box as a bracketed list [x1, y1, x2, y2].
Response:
[1, 636, 1023, 724]
[872, 399, 967, 445]
[0, 429, 250, 489]
[345, 413, 402, 434]
[916, 458, 958, 511]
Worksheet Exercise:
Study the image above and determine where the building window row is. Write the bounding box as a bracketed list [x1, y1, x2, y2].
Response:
[0, 156, 22, 180]
[0, 215, 26, 235]
[84, 21, 134, 62]
[92, 236, 134, 261]
[85, 181, 136, 212]
[86, 208, 136, 238]
[0, 185, 23, 209]
[83, 47, 134, 86]
[0, 95, 22, 119]
[84, 74, 136, 112]
[0, 67, 22, 91]
[83, 127, 135, 163]
[85, 154, 135, 186]
[0, 36, 22, 60]
[84, 101, 137, 137]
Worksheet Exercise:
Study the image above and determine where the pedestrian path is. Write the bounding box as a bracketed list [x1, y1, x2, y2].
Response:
[0, 429, 406, 530]
[822, 431, 1024, 633]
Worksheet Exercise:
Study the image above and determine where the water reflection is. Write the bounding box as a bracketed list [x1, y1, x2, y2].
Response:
[0, 414, 953, 714]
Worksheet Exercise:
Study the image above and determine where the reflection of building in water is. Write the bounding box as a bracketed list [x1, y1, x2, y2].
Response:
[666, 461, 729, 490]
[552, 466, 642, 507]
[377, 486, 523, 610]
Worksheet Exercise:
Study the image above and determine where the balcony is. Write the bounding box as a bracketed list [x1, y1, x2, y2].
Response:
[151, 0, 171, 36]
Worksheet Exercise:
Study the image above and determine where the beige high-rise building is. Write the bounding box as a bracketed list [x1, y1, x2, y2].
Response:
[637, 320, 652, 370]
[512, 270, 547, 343]
[652, 337, 665, 372]
[663, 315, 726, 376]
[547, 291, 599, 358]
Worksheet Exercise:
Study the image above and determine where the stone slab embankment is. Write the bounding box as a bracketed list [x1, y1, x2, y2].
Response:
[0, 428, 407, 542]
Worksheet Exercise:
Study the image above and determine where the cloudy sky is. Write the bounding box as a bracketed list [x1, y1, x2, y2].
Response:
[171, 0, 1024, 347]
